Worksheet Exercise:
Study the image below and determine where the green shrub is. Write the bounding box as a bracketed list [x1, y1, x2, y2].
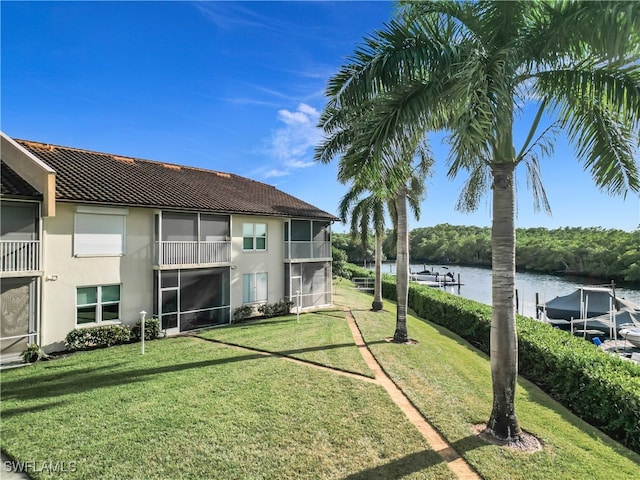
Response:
[65, 324, 131, 352]
[348, 262, 640, 453]
[332, 246, 351, 279]
[258, 300, 293, 318]
[344, 263, 372, 280]
[21, 343, 46, 363]
[130, 317, 161, 341]
[233, 305, 254, 323]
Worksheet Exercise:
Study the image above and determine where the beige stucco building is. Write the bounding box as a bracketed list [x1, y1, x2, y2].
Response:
[0, 132, 335, 362]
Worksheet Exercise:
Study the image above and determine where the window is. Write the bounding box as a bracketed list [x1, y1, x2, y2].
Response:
[74, 207, 128, 256]
[243, 223, 267, 251]
[242, 272, 268, 304]
[76, 285, 121, 325]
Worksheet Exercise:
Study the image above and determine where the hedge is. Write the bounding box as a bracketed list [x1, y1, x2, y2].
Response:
[130, 317, 161, 341]
[65, 324, 131, 352]
[343, 263, 640, 453]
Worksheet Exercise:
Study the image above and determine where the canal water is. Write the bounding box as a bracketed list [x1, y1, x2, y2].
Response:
[375, 262, 640, 319]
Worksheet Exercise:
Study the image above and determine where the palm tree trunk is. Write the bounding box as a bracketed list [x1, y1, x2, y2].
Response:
[487, 161, 522, 441]
[393, 186, 409, 342]
[372, 232, 384, 311]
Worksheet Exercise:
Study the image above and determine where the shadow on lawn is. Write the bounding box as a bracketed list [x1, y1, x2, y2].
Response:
[450, 434, 489, 455]
[1, 400, 69, 419]
[343, 449, 445, 479]
[1, 339, 381, 403]
[196, 336, 384, 379]
[0, 362, 128, 390]
[0, 351, 270, 403]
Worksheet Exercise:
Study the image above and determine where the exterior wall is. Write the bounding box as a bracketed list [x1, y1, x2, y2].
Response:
[41, 203, 154, 352]
[230, 215, 285, 312]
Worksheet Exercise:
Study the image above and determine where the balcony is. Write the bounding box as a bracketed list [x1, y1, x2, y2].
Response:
[155, 241, 231, 266]
[284, 241, 331, 260]
[0, 240, 41, 273]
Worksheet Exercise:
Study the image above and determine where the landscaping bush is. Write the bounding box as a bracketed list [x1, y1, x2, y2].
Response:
[344, 263, 372, 280]
[258, 300, 293, 318]
[130, 317, 161, 341]
[345, 262, 640, 453]
[332, 246, 351, 279]
[65, 324, 131, 352]
[21, 343, 46, 363]
[233, 305, 254, 323]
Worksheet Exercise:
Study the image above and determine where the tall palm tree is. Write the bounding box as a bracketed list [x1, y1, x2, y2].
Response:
[338, 184, 388, 311]
[323, 0, 640, 442]
[390, 162, 430, 342]
[317, 100, 432, 341]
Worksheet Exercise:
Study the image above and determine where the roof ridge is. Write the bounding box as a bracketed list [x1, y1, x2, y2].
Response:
[15, 138, 236, 179]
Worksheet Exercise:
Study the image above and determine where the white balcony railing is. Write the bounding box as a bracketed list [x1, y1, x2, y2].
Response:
[285, 241, 331, 260]
[155, 241, 231, 266]
[0, 240, 41, 272]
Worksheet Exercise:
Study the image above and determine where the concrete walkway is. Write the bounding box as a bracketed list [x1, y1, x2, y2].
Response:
[343, 308, 481, 480]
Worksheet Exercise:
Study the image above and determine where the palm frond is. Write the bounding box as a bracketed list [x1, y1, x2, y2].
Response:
[455, 163, 491, 212]
[522, 1, 640, 66]
[522, 156, 552, 215]
[536, 62, 640, 196]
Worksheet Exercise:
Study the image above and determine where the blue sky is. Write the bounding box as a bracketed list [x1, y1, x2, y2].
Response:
[2, 1, 639, 232]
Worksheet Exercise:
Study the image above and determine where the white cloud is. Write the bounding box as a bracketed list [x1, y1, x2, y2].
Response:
[285, 159, 315, 169]
[278, 109, 311, 126]
[265, 168, 291, 178]
[262, 103, 322, 178]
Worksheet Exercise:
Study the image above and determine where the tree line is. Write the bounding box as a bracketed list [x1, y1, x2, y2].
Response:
[334, 224, 640, 284]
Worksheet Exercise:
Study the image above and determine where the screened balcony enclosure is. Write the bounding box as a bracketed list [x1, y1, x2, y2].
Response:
[284, 219, 331, 261]
[154, 212, 231, 266]
[285, 262, 332, 308]
[0, 201, 40, 273]
[154, 267, 231, 332]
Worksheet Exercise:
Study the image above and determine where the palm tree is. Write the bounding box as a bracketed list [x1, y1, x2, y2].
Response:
[338, 184, 388, 311]
[323, 0, 640, 442]
[390, 162, 430, 342]
[316, 100, 432, 341]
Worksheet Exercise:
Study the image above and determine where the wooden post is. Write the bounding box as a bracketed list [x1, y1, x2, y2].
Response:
[535, 293, 540, 319]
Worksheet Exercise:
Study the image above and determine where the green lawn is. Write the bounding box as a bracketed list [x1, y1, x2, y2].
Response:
[1, 335, 451, 479]
[197, 309, 373, 378]
[2, 280, 639, 479]
[334, 279, 640, 480]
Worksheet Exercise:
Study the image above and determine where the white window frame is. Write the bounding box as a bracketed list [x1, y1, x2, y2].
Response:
[242, 223, 267, 251]
[242, 272, 268, 304]
[76, 284, 121, 326]
[74, 206, 128, 256]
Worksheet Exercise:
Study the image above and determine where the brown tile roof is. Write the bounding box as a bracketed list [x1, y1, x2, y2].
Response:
[14, 140, 338, 221]
[0, 161, 42, 199]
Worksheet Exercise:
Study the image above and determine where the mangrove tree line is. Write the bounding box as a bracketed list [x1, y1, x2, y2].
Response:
[334, 224, 640, 283]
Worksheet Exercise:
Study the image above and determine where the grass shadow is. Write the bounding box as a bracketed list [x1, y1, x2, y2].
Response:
[195, 336, 385, 379]
[1, 349, 267, 402]
[1, 400, 70, 419]
[343, 450, 445, 479]
[1, 338, 385, 402]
